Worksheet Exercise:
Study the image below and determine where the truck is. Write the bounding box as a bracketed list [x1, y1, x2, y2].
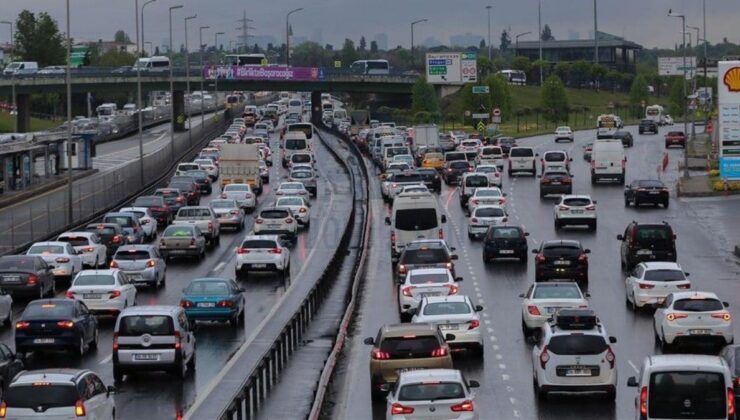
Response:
[219, 144, 263, 194]
[596, 114, 619, 139]
[412, 124, 440, 150]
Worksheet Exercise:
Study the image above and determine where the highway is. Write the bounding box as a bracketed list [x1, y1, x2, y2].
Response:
[0, 120, 352, 418]
[330, 124, 740, 419]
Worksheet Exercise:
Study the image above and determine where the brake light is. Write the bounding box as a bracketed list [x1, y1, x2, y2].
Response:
[390, 231, 396, 245]
[15, 321, 30, 330]
[140, 219, 150, 225]
[638, 283, 655, 289]
[245, 193, 253, 199]
[431, 347, 448, 357]
[502, 217, 508, 223]
[605, 346, 615, 369]
[285, 218, 294, 224]
[402, 286, 414, 297]
[562, 177, 572, 184]
[585, 205, 596, 211]
[66, 291, 74, 299]
[160, 239, 166, 247]
[180, 300, 194, 308]
[666, 313, 688, 321]
[446, 284, 459, 295]
[176, 197, 185, 203]
[27, 275, 38, 286]
[541, 177, 551, 184]
[539, 346, 550, 369]
[56, 257, 70, 263]
[112, 235, 121, 244]
[299, 207, 307, 213]
[445, 261, 453, 270]
[527, 305, 541, 316]
[728, 388, 736, 417]
[217, 300, 234, 307]
[371, 349, 390, 360]
[450, 400, 474, 412]
[146, 259, 156, 268]
[112, 331, 119, 351]
[438, 229, 444, 239]
[677, 283, 691, 289]
[472, 199, 479, 205]
[174, 331, 181, 349]
[578, 254, 588, 263]
[398, 264, 407, 274]
[255, 218, 263, 224]
[711, 312, 732, 321]
[207, 222, 214, 232]
[558, 205, 569, 211]
[390, 402, 414, 415]
[0, 401, 6, 418]
[468, 319, 480, 329]
[57, 320, 75, 329]
[621, 159, 626, 169]
[74, 399, 86, 417]
[591, 159, 596, 169]
[639, 386, 648, 416]
[269, 248, 282, 254]
[535, 254, 545, 264]
[109, 290, 121, 299]
[471, 217, 478, 223]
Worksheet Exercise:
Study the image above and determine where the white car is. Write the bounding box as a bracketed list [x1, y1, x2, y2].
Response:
[235, 235, 290, 279]
[253, 207, 298, 244]
[392, 154, 415, 168]
[653, 291, 733, 350]
[554, 126, 574, 142]
[275, 181, 310, 197]
[458, 139, 482, 152]
[520, 282, 589, 337]
[386, 369, 480, 419]
[468, 187, 506, 212]
[399, 185, 429, 195]
[541, 150, 571, 173]
[467, 205, 507, 239]
[56, 232, 108, 268]
[220, 183, 257, 211]
[275, 196, 311, 227]
[411, 295, 484, 357]
[625, 262, 691, 310]
[476, 146, 504, 170]
[210, 199, 245, 231]
[193, 158, 219, 180]
[119, 207, 158, 241]
[553, 195, 597, 230]
[66, 269, 137, 314]
[663, 114, 674, 125]
[474, 164, 502, 188]
[398, 268, 460, 322]
[26, 241, 83, 278]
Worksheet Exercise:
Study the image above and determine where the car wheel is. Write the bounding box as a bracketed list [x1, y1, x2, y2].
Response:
[187, 350, 196, 370]
[89, 328, 99, 350]
[590, 221, 597, 232]
[473, 344, 484, 359]
[554, 219, 560, 230]
[229, 315, 239, 329]
[605, 388, 616, 401]
[659, 330, 670, 352]
[663, 200, 669, 209]
[521, 319, 532, 338]
[534, 377, 547, 401]
[75, 337, 85, 358]
[113, 365, 124, 383]
[175, 361, 187, 379]
[624, 197, 630, 207]
[468, 232, 475, 240]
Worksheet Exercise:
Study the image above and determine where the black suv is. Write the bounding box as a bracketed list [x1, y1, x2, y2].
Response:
[533, 240, 590, 285]
[482, 226, 529, 263]
[395, 240, 458, 283]
[617, 221, 677, 271]
[416, 168, 441, 192]
[612, 130, 634, 147]
[185, 170, 213, 195]
[84, 223, 129, 257]
[638, 119, 658, 134]
[442, 160, 472, 185]
[624, 179, 670, 208]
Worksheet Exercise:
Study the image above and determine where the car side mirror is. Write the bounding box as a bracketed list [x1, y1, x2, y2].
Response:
[535, 153, 539, 157]
[384, 217, 391, 226]
[475, 305, 483, 312]
[585, 292, 591, 298]
[449, 247, 456, 252]
[379, 383, 390, 392]
[569, 157, 573, 161]
[107, 386, 117, 397]
[441, 215, 447, 223]
[609, 336, 617, 344]
[591, 200, 596, 204]
[445, 333, 456, 341]
[524, 232, 530, 236]
[518, 293, 525, 298]
[468, 380, 480, 388]
[537, 175, 542, 178]
[450, 255, 459, 260]
[673, 234, 677, 239]
[363, 337, 374, 345]
[503, 193, 508, 197]
[531, 249, 538, 254]
[627, 376, 638, 387]
[455, 277, 463, 282]
[684, 272, 690, 277]
[616, 234, 624, 241]
[724, 302, 730, 308]
[584, 249, 591, 254]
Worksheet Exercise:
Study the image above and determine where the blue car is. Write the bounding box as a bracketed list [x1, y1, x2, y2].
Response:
[180, 278, 245, 328]
[15, 298, 99, 357]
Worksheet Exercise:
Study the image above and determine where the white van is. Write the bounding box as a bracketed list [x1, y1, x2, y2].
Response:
[507, 147, 538, 176]
[288, 98, 302, 115]
[282, 132, 310, 167]
[133, 56, 170, 72]
[333, 109, 348, 126]
[386, 191, 447, 260]
[2, 61, 38, 76]
[477, 146, 504, 170]
[590, 139, 625, 184]
[383, 146, 411, 170]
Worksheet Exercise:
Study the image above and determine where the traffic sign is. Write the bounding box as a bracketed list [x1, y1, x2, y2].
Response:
[492, 108, 501, 116]
[640, 100, 646, 108]
[464, 110, 471, 117]
[334, 60, 342, 68]
[472, 113, 489, 119]
[476, 121, 486, 132]
[260, 58, 268, 66]
[472, 86, 489, 94]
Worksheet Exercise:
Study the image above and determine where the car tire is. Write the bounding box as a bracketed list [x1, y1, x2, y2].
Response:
[521, 319, 532, 338]
[113, 365, 124, 383]
[605, 388, 616, 401]
[554, 219, 560, 230]
[663, 200, 669, 209]
[473, 344, 484, 359]
[659, 330, 670, 352]
[175, 361, 187, 379]
[534, 377, 547, 401]
[591, 176, 597, 185]
[187, 350, 196, 370]
[590, 221, 597, 232]
[2, 311, 10, 327]
[89, 328, 99, 350]
[370, 383, 385, 402]
[199, 249, 206, 260]
[75, 337, 85, 358]
[624, 197, 630, 207]
[468, 232, 475, 240]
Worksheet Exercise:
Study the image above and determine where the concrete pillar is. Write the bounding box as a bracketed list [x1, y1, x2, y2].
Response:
[172, 90, 186, 132]
[310, 91, 323, 126]
[16, 94, 31, 133]
[44, 147, 50, 178]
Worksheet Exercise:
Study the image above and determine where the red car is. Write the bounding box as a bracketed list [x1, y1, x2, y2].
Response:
[665, 131, 686, 148]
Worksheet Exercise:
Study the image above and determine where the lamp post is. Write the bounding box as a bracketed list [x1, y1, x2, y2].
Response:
[184, 15, 196, 146]
[0, 21, 15, 132]
[593, 0, 599, 64]
[486, 5, 492, 62]
[134, 0, 145, 187]
[214, 32, 225, 99]
[199, 26, 209, 127]
[144, 41, 153, 55]
[538, 0, 543, 85]
[514, 31, 532, 57]
[669, 9, 689, 179]
[65, 0, 73, 224]
[286, 8, 304, 66]
[169, 5, 183, 157]
[410, 18, 428, 70]
[701, 0, 708, 125]
[141, 0, 156, 56]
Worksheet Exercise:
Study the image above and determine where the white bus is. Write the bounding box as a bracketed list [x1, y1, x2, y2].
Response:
[350, 59, 390, 75]
[498, 69, 526, 85]
[645, 105, 665, 125]
[224, 54, 266, 66]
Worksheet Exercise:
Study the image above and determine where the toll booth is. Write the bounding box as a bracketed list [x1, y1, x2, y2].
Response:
[58, 136, 92, 170]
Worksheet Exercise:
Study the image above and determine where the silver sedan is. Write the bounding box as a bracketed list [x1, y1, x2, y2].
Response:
[210, 199, 245, 231]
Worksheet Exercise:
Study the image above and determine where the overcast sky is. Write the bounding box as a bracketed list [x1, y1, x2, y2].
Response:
[1, 0, 738, 50]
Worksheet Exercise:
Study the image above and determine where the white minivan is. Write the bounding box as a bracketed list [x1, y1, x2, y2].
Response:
[508, 147, 538, 176]
[3, 61, 38, 76]
[386, 190, 447, 261]
[590, 139, 626, 184]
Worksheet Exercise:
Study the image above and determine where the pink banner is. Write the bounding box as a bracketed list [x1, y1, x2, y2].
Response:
[202, 65, 324, 81]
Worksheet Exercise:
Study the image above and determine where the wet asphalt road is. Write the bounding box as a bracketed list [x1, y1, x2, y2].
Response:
[331, 124, 740, 419]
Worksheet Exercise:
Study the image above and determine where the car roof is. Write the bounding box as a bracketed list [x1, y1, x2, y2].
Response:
[12, 369, 91, 385]
[241, 234, 281, 242]
[397, 369, 463, 384]
[472, 205, 505, 212]
[58, 231, 94, 238]
[77, 269, 119, 276]
[638, 261, 682, 270]
[645, 354, 728, 371]
[379, 323, 440, 337]
[406, 239, 447, 249]
[670, 291, 720, 301]
[30, 241, 69, 247]
[119, 305, 181, 316]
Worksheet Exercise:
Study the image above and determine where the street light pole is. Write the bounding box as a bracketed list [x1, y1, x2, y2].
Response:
[214, 32, 224, 98]
[593, 0, 599, 64]
[286, 8, 304, 66]
[169, 5, 183, 159]
[702, 0, 709, 126]
[0, 21, 15, 132]
[134, 0, 145, 187]
[486, 5, 492, 62]
[538, 0, 543, 85]
[65, 0, 73, 224]
[184, 15, 196, 146]
[515, 31, 532, 57]
[199, 26, 209, 127]
[141, 0, 156, 56]
[410, 19, 428, 71]
[669, 9, 689, 179]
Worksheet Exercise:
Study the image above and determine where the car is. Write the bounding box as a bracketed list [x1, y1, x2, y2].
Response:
[420, 152, 444, 170]
[131, 196, 173, 226]
[553, 195, 597, 230]
[289, 169, 317, 196]
[618, 221, 677, 271]
[387, 162, 412, 172]
[539, 169, 573, 198]
[153, 188, 188, 216]
[364, 323, 455, 401]
[386, 172, 425, 201]
[533, 240, 590, 285]
[379, 170, 403, 200]
[176, 163, 201, 176]
[110, 245, 166, 288]
[102, 212, 145, 244]
[84, 223, 129, 258]
[173, 206, 221, 247]
[520, 282, 589, 337]
[0, 255, 53, 300]
[158, 224, 206, 261]
[0, 343, 23, 390]
[235, 235, 291, 279]
[56, 232, 108, 268]
[2, 369, 115, 419]
[113, 305, 195, 381]
[25, 242, 82, 280]
[275, 196, 311, 227]
[410, 295, 483, 356]
[397, 268, 461, 321]
[15, 298, 98, 357]
[474, 164, 503, 188]
[624, 262, 691, 311]
[258, 160, 271, 183]
[118, 207, 158, 242]
[442, 160, 473, 185]
[664, 114, 674, 125]
[458, 138, 482, 152]
[416, 168, 441, 193]
[612, 130, 634, 147]
[497, 137, 517, 155]
[467, 187, 506, 212]
[289, 152, 315, 169]
[385, 369, 479, 419]
[477, 146, 505, 170]
[275, 181, 310, 197]
[627, 354, 735, 420]
[624, 179, 670, 208]
[482, 225, 529, 263]
[459, 172, 490, 207]
[210, 199, 245, 231]
[394, 240, 458, 284]
[582, 142, 593, 161]
[531, 309, 617, 400]
[665, 131, 686, 148]
[193, 158, 219, 180]
[507, 147, 538, 176]
[540, 150, 571, 173]
[719, 344, 740, 401]
[66, 269, 137, 315]
[554, 126, 574, 142]
[590, 139, 626, 185]
[167, 180, 200, 206]
[639, 118, 659, 134]
[180, 277, 245, 328]
[220, 183, 257, 212]
[253, 207, 298, 244]
[653, 291, 733, 351]
[467, 205, 507, 239]
[184, 170, 213, 195]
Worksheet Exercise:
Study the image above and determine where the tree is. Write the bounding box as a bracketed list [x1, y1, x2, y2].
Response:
[491, 57, 506, 72]
[325, 44, 333, 51]
[541, 24, 554, 41]
[411, 76, 439, 114]
[499, 30, 511, 54]
[359, 36, 366, 51]
[554, 62, 571, 82]
[629, 74, 650, 115]
[341, 38, 357, 65]
[541, 74, 569, 122]
[291, 41, 328, 67]
[591, 63, 608, 83]
[154, 46, 161, 56]
[93, 49, 136, 67]
[370, 40, 378, 54]
[485, 74, 513, 120]
[114, 30, 131, 44]
[477, 57, 493, 77]
[570, 59, 592, 86]
[606, 70, 624, 92]
[668, 76, 685, 117]
[479, 39, 486, 50]
[511, 56, 532, 73]
[14, 10, 65, 67]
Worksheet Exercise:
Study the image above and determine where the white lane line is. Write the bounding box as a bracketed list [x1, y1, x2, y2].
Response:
[98, 354, 112, 365]
[502, 374, 510, 381]
[628, 359, 640, 373]
[478, 298, 486, 304]
[499, 363, 507, 370]
[496, 354, 503, 360]
[513, 409, 521, 418]
[493, 344, 500, 351]
[486, 327, 494, 334]
[214, 262, 225, 272]
[509, 397, 517, 405]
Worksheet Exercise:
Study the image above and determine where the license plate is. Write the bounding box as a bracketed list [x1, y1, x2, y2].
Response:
[130, 275, 143, 281]
[170, 250, 187, 254]
[197, 302, 215, 308]
[571, 210, 584, 214]
[420, 292, 441, 298]
[34, 338, 55, 344]
[554, 260, 571, 266]
[566, 369, 592, 376]
[134, 353, 160, 361]
[689, 329, 711, 335]
[499, 250, 515, 254]
[252, 264, 267, 268]
[439, 324, 457, 330]
[649, 191, 660, 195]
[268, 224, 281, 229]
[637, 250, 653, 256]
[551, 181, 561, 185]
[3, 276, 20, 282]
[83, 293, 102, 299]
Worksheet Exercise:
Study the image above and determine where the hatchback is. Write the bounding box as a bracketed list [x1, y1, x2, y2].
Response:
[386, 369, 479, 419]
[180, 278, 245, 328]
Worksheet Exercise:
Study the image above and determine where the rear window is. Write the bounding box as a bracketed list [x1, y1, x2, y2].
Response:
[57, 236, 89, 247]
[450, 161, 470, 169]
[224, 184, 249, 192]
[408, 272, 449, 285]
[474, 207, 505, 217]
[395, 209, 438, 231]
[241, 240, 277, 249]
[163, 226, 194, 237]
[285, 139, 307, 150]
[635, 227, 673, 244]
[134, 197, 162, 207]
[211, 200, 236, 209]
[184, 281, 231, 296]
[178, 208, 211, 218]
[643, 269, 686, 282]
[545, 153, 566, 162]
[673, 298, 724, 312]
[387, 147, 408, 157]
[422, 302, 471, 316]
[379, 335, 442, 358]
[27, 245, 64, 255]
[393, 174, 422, 183]
[118, 315, 175, 336]
[277, 198, 304, 206]
[86, 226, 116, 235]
[491, 228, 521, 239]
[104, 216, 133, 227]
[169, 182, 193, 192]
[510, 148, 534, 157]
[401, 248, 448, 264]
[114, 250, 151, 260]
[542, 245, 581, 258]
[668, 131, 685, 136]
[445, 153, 466, 162]
[5, 384, 78, 410]
[481, 147, 501, 155]
[562, 198, 591, 206]
[292, 154, 312, 163]
[476, 189, 501, 197]
[23, 302, 74, 319]
[637, 180, 665, 188]
[547, 335, 608, 355]
[74, 274, 115, 286]
[155, 190, 179, 198]
[533, 285, 582, 299]
[649, 371, 726, 419]
[261, 210, 289, 219]
[291, 171, 312, 179]
[398, 382, 465, 401]
[465, 176, 488, 187]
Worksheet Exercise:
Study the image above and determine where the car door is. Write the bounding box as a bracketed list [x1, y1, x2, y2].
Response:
[626, 265, 643, 297]
[89, 373, 112, 419]
[67, 243, 83, 273]
[34, 259, 52, 295]
[76, 301, 95, 342]
[620, 226, 631, 263]
[118, 272, 136, 306]
[90, 234, 105, 266]
[177, 311, 194, 360]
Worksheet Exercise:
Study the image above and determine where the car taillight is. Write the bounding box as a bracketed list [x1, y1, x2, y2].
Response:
[605, 346, 615, 369]
[146, 259, 156, 268]
[269, 248, 282, 254]
[220, 193, 227, 199]
[666, 313, 688, 321]
[677, 283, 691, 289]
[74, 399, 86, 417]
[112, 332, 119, 350]
[15, 321, 30, 330]
[541, 177, 551, 184]
[141, 219, 150, 225]
[245, 193, 253, 199]
[591, 159, 596, 169]
[639, 386, 648, 416]
[160, 239, 166, 247]
[390, 402, 414, 414]
[57, 320, 75, 329]
[217, 300, 234, 307]
[176, 197, 184, 203]
[180, 300, 194, 308]
[398, 264, 407, 274]
[472, 199, 479, 205]
[502, 217, 508, 223]
[445, 261, 453, 270]
[0, 400, 6, 418]
[299, 207, 307, 213]
[527, 305, 541, 316]
[390, 231, 396, 245]
[638, 283, 655, 289]
[711, 312, 732, 321]
[402, 286, 414, 297]
[468, 319, 480, 329]
[558, 205, 569, 211]
[255, 218, 263, 224]
[450, 400, 474, 412]
[56, 257, 70, 263]
[66, 291, 74, 299]
[112, 235, 121, 244]
[446, 284, 458, 295]
[27, 275, 38, 286]
[174, 331, 182, 349]
[471, 217, 478, 223]
[438, 229, 444, 239]
[578, 254, 588, 263]
[447, 168, 453, 173]
[535, 254, 545, 264]
[431, 347, 448, 357]
[621, 159, 626, 169]
[585, 205, 596, 210]
[371, 349, 390, 360]
[207, 222, 214, 232]
[230, 210, 240, 215]
[729, 388, 736, 417]
[539, 345, 549, 369]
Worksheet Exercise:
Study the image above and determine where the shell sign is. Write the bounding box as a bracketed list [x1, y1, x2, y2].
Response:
[723, 67, 740, 92]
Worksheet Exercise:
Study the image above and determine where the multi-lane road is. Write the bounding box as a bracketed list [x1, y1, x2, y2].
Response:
[331, 124, 740, 419]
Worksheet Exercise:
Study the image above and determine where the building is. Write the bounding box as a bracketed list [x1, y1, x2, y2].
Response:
[515, 32, 642, 73]
[79, 40, 137, 55]
[0, 43, 11, 65]
[374, 33, 388, 51]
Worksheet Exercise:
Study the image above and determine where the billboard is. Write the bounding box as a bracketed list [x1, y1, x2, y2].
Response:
[203, 65, 324, 81]
[658, 56, 697, 77]
[425, 52, 477, 84]
[718, 61, 740, 180]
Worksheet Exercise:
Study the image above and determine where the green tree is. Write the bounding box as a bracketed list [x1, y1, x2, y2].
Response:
[93, 49, 135, 67]
[553, 62, 571, 82]
[540, 24, 554, 41]
[460, 84, 492, 117]
[668, 76, 685, 117]
[290, 41, 328, 67]
[591, 63, 608, 83]
[606, 70, 624, 92]
[570, 59, 592, 86]
[411, 76, 439, 114]
[358, 36, 367, 51]
[499, 29, 511, 54]
[485, 74, 513, 120]
[541, 74, 569, 122]
[370, 40, 378, 54]
[477, 56, 493, 77]
[14, 10, 65, 67]
[491, 57, 506, 72]
[341, 38, 357, 65]
[511, 56, 532, 73]
[628, 74, 650, 116]
[114, 30, 131, 43]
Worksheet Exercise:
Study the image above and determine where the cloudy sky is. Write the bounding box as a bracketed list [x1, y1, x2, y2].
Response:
[1, 0, 738, 50]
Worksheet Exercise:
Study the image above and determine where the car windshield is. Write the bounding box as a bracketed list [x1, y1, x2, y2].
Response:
[408, 272, 449, 285]
[114, 250, 151, 260]
[401, 248, 448, 264]
[398, 382, 465, 401]
[477, 166, 497, 173]
[423, 302, 471, 315]
[285, 139, 306, 150]
[184, 281, 232, 296]
[673, 298, 724, 312]
[134, 197, 162, 207]
[74, 274, 116, 286]
[474, 207, 505, 217]
[211, 200, 236, 209]
[261, 210, 290, 219]
[163, 226, 194, 237]
[648, 371, 726, 419]
[510, 148, 533, 157]
[533, 285, 581, 299]
[169, 182, 193, 192]
[5, 384, 79, 410]
[542, 245, 581, 258]
[27, 245, 64, 255]
[395, 209, 438, 231]
[562, 198, 591, 206]
[57, 236, 90, 247]
[224, 184, 249, 192]
[465, 176, 488, 187]
[393, 174, 423, 183]
[292, 154, 312, 163]
[23, 302, 74, 319]
[118, 315, 175, 336]
[547, 335, 608, 355]
[121, 210, 146, 218]
[491, 228, 521, 239]
[643, 269, 685, 282]
[291, 171, 312, 179]
[481, 148, 501, 155]
[104, 216, 133, 227]
[379, 336, 441, 358]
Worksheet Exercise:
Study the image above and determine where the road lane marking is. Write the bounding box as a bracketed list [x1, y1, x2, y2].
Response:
[628, 359, 640, 373]
[499, 363, 507, 370]
[214, 262, 225, 272]
[98, 354, 112, 365]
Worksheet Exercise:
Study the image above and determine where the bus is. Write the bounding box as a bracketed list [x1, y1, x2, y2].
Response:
[498, 69, 526, 85]
[350, 59, 390, 75]
[224, 54, 266, 66]
[645, 105, 665, 125]
[596, 114, 619, 139]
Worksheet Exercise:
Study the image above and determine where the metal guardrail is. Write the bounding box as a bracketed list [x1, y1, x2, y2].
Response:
[185, 126, 368, 420]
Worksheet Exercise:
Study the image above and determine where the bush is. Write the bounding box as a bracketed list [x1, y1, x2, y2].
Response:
[711, 180, 740, 191]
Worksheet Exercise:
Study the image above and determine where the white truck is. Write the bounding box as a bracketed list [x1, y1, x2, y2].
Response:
[219, 143, 263, 195]
[412, 124, 440, 150]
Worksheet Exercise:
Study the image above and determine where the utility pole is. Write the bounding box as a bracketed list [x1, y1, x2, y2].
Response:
[0, 21, 15, 132]
[236, 11, 253, 53]
[185, 15, 197, 146]
[66, 0, 73, 224]
[411, 19, 428, 70]
[135, 0, 145, 187]
[486, 5, 492, 62]
[538, 0, 543, 85]
[199, 26, 209, 128]
[515, 31, 532, 57]
[215, 32, 225, 95]
[593, 0, 599, 64]
[669, 9, 689, 179]
[702, 0, 709, 127]
[286, 8, 304, 66]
